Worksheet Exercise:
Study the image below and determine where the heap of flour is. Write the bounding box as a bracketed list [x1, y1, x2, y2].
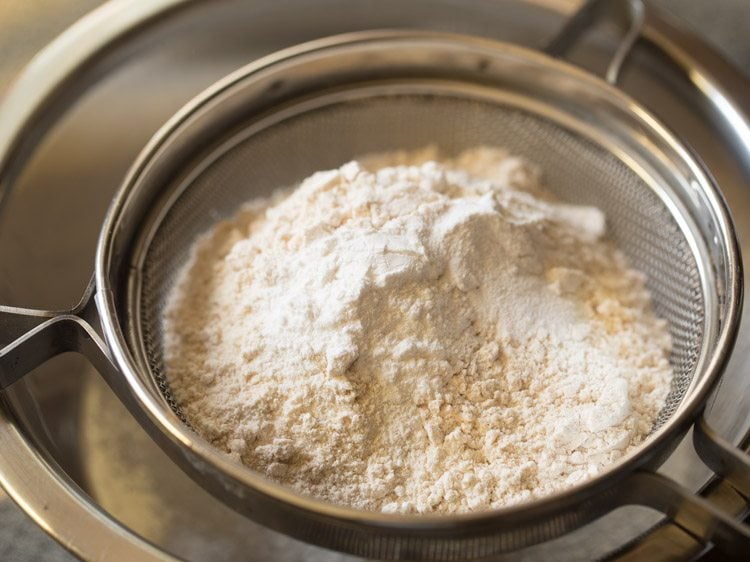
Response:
[163, 146, 673, 514]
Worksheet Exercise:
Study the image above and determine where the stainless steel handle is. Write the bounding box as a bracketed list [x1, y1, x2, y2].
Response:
[620, 417, 750, 558]
[545, 0, 645, 85]
[0, 278, 112, 389]
[694, 416, 750, 500]
[0, 279, 179, 560]
[624, 469, 749, 559]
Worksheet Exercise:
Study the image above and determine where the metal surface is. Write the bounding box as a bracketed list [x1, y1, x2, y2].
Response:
[0, 1, 748, 560]
[622, 471, 750, 559]
[0, 280, 107, 389]
[694, 417, 750, 500]
[546, 0, 645, 84]
[0, 0, 188, 210]
[0, 399, 176, 562]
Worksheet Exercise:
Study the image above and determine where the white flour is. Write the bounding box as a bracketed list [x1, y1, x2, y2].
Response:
[163, 147, 672, 514]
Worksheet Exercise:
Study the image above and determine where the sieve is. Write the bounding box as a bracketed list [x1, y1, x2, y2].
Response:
[1, 0, 749, 558]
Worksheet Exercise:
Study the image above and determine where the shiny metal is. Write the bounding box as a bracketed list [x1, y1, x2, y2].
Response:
[643, 9, 750, 156]
[546, 0, 645, 84]
[0, 279, 108, 389]
[694, 416, 750, 499]
[0, 1, 201, 559]
[0, 0, 190, 211]
[622, 471, 750, 558]
[0, 401, 177, 562]
[0, 1, 748, 560]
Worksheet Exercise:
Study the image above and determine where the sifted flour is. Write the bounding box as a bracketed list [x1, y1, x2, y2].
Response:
[163, 147, 673, 514]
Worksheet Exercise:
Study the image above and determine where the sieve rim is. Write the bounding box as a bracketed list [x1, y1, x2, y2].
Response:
[95, 30, 742, 529]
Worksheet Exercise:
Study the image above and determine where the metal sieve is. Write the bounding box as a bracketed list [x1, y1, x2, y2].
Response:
[1, 0, 749, 558]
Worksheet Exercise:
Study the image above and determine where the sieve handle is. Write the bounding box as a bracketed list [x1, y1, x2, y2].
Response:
[0, 278, 113, 389]
[621, 420, 750, 557]
[693, 415, 750, 500]
[545, 0, 645, 85]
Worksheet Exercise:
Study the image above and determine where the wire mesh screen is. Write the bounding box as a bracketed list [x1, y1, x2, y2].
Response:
[136, 93, 704, 434]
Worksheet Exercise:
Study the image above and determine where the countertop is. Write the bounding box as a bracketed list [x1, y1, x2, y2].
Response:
[0, 0, 748, 561]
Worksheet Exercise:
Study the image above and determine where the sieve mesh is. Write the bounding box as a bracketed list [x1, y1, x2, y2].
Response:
[138, 93, 704, 434]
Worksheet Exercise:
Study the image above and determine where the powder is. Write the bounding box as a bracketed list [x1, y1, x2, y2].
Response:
[162, 146, 673, 514]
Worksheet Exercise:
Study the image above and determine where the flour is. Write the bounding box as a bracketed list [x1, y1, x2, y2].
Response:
[162, 146, 673, 514]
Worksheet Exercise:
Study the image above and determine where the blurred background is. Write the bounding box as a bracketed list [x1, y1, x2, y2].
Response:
[0, 0, 748, 560]
[0, 0, 748, 95]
